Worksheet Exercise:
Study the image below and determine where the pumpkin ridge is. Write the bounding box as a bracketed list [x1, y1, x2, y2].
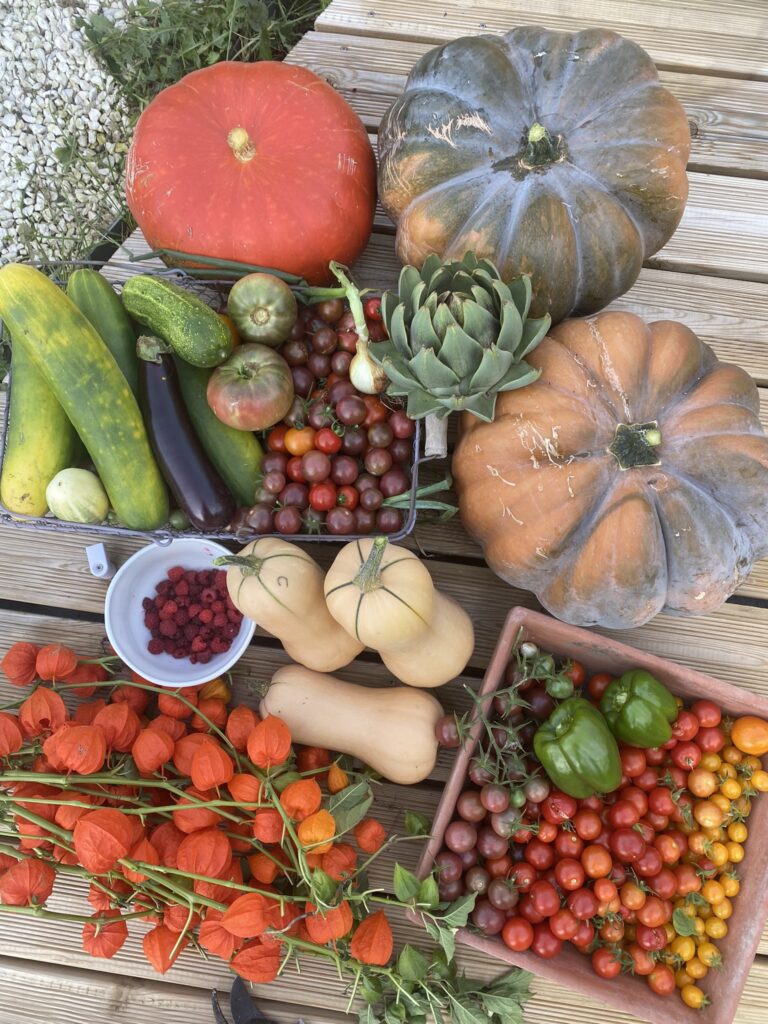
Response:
[542, 331, 637, 426]
[549, 174, 585, 313]
[442, 174, 516, 260]
[394, 167, 494, 224]
[497, 176, 537, 278]
[560, 158, 646, 256]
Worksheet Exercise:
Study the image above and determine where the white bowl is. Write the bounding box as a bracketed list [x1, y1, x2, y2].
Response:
[104, 538, 256, 688]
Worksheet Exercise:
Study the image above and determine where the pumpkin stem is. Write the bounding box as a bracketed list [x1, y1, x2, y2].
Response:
[352, 536, 388, 592]
[213, 554, 263, 577]
[523, 123, 559, 168]
[608, 421, 663, 470]
[227, 127, 256, 163]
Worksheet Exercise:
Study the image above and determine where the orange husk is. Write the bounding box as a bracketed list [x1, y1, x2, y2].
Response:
[143, 924, 188, 974]
[35, 644, 77, 682]
[228, 773, 264, 808]
[157, 688, 198, 720]
[230, 935, 282, 983]
[225, 704, 260, 752]
[147, 714, 187, 742]
[304, 899, 353, 943]
[349, 910, 393, 966]
[191, 698, 228, 732]
[176, 827, 232, 878]
[321, 842, 357, 882]
[194, 858, 243, 905]
[82, 909, 128, 958]
[297, 810, 336, 855]
[111, 681, 151, 715]
[354, 818, 387, 853]
[252, 808, 284, 844]
[247, 715, 291, 769]
[132, 728, 175, 774]
[1, 642, 40, 686]
[65, 661, 109, 698]
[0, 857, 56, 905]
[221, 891, 277, 938]
[73, 809, 134, 873]
[191, 741, 234, 791]
[0, 711, 23, 757]
[173, 732, 217, 775]
[163, 902, 201, 934]
[74, 699, 107, 725]
[172, 787, 222, 834]
[43, 723, 106, 775]
[279, 778, 322, 821]
[122, 836, 161, 884]
[150, 822, 186, 868]
[327, 762, 350, 794]
[198, 907, 242, 959]
[93, 702, 141, 751]
[18, 687, 68, 737]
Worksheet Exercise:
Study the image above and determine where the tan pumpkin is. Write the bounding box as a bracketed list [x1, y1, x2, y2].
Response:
[453, 312, 768, 629]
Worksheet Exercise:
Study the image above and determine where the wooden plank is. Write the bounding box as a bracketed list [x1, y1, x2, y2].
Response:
[287, 32, 768, 177]
[316, 0, 768, 79]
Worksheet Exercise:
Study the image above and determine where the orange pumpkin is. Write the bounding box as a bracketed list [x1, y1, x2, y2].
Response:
[453, 312, 768, 628]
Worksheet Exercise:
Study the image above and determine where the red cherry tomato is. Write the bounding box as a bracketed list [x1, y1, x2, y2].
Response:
[627, 943, 656, 976]
[554, 858, 586, 892]
[549, 907, 579, 941]
[647, 964, 676, 996]
[563, 661, 586, 688]
[634, 766, 660, 792]
[541, 791, 578, 825]
[579, 795, 603, 813]
[267, 424, 288, 452]
[286, 456, 305, 482]
[308, 481, 338, 512]
[315, 427, 342, 454]
[697, 726, 726, 753]
[691, 700, 722, 729]
[672, 710, 700, 742]
[620, 786, 649, 818]
[634, 846, 664, 879]
[336, 485, 359, 510]
[554, 829, 584, 860]
[619, 746, 647, 778]
[644, 746, 666, 765]
[530, 880, 560, 918]
[573, 809, 602, 841]
[674, 863, 702, 896]
[537, 820, 558, 844]
[571, 920, 596, 949]
[592, 946, 622, 979]
[566, 887, 599, 920]
[501, 916, 534, 952]
[609, 828, 646, 864]
[581, 844, 612, 879]
[634, 819, 655, 844]
[671, 742, 701, 770]
[361, 395, 388, 426]
[648, 867, 678, 900]
[518, 893, 545, 924]
[509, 862, 536, 891]
[666, 766, 687, 789]
[635, 923, 667, 951]
[644, 810, 669, 833]
[653, 833, 681, 865]
[647, 787, 676, 817]
[363, 296, 382, 322]
[587, 672, 614, 701]
[608, 800, 640, 830]
[531, 922, 562, 959]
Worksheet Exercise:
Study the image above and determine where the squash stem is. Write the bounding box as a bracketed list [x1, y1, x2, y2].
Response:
[523, 122, 559, 167]
[352, 536, 388, 592]
[227, 126, 256, 162]
[213, 554, 263, 577]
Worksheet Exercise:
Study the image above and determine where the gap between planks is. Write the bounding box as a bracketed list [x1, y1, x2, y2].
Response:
[315, 0, 768, 80]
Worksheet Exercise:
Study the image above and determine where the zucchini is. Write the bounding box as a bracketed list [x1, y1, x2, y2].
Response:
[66, 268, 139, 396]
[174, 356, 263, 507]
[0, 340, 81, 516]
[0, 264, 169, 531]
[121, 276, 233, 367]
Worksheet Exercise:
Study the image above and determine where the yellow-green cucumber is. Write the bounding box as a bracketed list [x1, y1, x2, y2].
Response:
[0, 340, 81, 516]
[0, 264, 169, 530]
[121, 276, 233, 367]
[174, 357, 263, 507]
[66, 268, 139, 396]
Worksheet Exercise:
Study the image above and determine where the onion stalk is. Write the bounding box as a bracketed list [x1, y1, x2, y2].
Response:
[329, 261, 387, 395]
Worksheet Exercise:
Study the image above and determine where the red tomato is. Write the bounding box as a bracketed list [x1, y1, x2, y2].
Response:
[619, 746, 646, 778]
[571, 920, 595, 949]
[648, 787, 676, 818]
[591, 946, 621, 979]
[530, 880, 560, 918]
[644, 746, 666, 766]
[573, 809, 602, 841]
[671, 741, 701, 770]
[674, 863, 702, 896]
[593, 878, 617, 904]
[309, 481, 337, 511]
[666, 766, 687, 789]
[587, 672, 614, 701]
[541, 791, 578, 825]
[697, 726, 725, 753]
[672, 710, 700, 742]
[554, 858, 585, 892]
[691, 700, 721, 729]
[566, 887, 599, 920]
[648, 867, 678, 900]
[634, 767, 660, 791]
[286, 455, 305, 482]
[315, 427, 342, 454]
[608, 800, 640, 830]
[519, 893, 545, 924]
[531, 922, 562, 959]
[363, 297, 382, 322]
[554, 829, 584, 860]
[634, 819, 655, 844]
[336, 485, 359, 510]
[509, 863, 536, 891]
[549, 907, 579, 941]
[579, 795, 603, 813]
[620, 786, 649, 818]
[644, 810, 669, 833]
[501, 916, 534, 952]
[267, 424, 289, 452]
[647, 964, 676, 997]
[635, 923, 667, 951]
[608, 863, 627, 888]
[609, 828, 646, 864]
[536, 820, 558, 844]
[362, 395, 387, 426]
[563, 661, 586, 688]
[581, 844, 612, 879]
[627, 943, 656, 976]
[635, 847, 664, 880]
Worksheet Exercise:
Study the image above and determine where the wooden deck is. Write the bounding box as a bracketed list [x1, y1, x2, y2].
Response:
[1, 1, 767, 1021]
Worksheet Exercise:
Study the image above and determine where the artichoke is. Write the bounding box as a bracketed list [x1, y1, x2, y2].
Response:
[372, 253, 551, 422]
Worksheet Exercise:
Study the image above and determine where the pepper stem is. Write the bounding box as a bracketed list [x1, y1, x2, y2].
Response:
[227, 126, 256, 162]
[352, 536, 388, 593]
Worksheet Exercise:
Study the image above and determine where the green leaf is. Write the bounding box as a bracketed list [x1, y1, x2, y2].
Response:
[460, 299, 501, 348]
[398, 943, 429, 982]
[328, 780, 373, 834]
[358, 1006, 377, 1024]
[309, 868, 338, 905]
[438, 324, 484, 380]
[393, 863, 421, 902]
[447, 996, 488, 1024]
[417, 875, 440, 910]
[672, 907, 698, 937]
[495, 299, 524, 353]
[404, 809, 431, 837]
[480, 995, 524, 1022]
[387, 303, 411, 358]
[462, 391, 498, 422]
[440, 892, 476, 928]
[423, 915, 455, 963]
[516, 314, 551, 359]
[505, 275, 532, 319]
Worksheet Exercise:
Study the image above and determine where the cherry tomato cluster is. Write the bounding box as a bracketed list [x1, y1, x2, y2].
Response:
[435, 660, 768, 1012]
[230, 298, 416, 537]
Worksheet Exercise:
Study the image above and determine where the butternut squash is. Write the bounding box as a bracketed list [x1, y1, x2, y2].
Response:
[217, 539, 363, 672]
[324, 537, 474, 688]
[261, 664, 443, 785]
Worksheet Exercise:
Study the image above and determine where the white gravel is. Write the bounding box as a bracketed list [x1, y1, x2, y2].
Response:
[0, 1, 132, 263]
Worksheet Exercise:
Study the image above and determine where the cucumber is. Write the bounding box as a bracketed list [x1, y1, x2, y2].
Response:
[66, 268, 139, 396]
[0, 264, 169, 531]
[174, 356, 263, 507]
[121, 276, 233, 367]
[0, 340, 81, 516]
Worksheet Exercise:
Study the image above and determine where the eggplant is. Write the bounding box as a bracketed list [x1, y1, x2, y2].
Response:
[137, 335, 235, 531]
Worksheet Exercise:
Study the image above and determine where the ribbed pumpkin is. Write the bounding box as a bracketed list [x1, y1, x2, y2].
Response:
[452, 312, 768, 629]
[378, 28, 691, 323]
[126, 62, 376, 284]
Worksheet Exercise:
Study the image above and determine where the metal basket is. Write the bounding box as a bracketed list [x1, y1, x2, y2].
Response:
[0, 259, 425, 545]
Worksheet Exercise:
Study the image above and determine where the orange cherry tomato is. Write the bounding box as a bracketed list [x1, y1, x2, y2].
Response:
[284, 426, 316, 456]
[218, 313, 240, 347]
[731, 716, 768, 756]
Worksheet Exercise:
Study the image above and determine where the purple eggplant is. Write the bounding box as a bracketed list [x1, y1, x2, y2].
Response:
[137, 335, 234, 531]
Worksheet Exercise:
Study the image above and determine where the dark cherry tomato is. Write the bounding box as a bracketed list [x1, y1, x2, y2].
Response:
[480, 785, 510, 815]
[697, 726, 725, 753]
[341, 425, 367, 456]
[262, 452, 288, 475]
[573, 809, 602, 841]
[329, 455, 359, 486]
[388, 437, 413, 463]
[300, 450, 331, 483]
[244, 504, 274, 534]
[331, 350, 353, 376]
[279, 482, 309, 509]
[488, 878, 519, 911]
[336, 485, 358, 510]
[471, 898, 506, 936]
[566, 887, 599, 921]
[325, 507, 356, 535]
[364, 447, 393, 477]
[361, 395, 388, 427]
[379, 466, 409, 498]
[315, 427, 342, 455]
[274, 506, 302, 534]
[444, 821, 477, 854]
[464, 866, 490, 895]
[591, 947, 622, 979]
[587, 672, 614, 701]
[281, 338, 310, 365]
[541, 791, 577, 825]
[619, 747, 647, 778]
[691, 700, 721, 728]
[502, 916, 534, 952]
[376, 507, 403, 534]
[262, 471, 286, 495]
[608, 800, 640, 830]
[291, 365, 314, 398]
[486, 854, 514, 879]
[353, 507, 375, 533]
[670, 742, 701, 770]
[328, 379, 356, 404]
[459, 848, 478, 870]
[307, 401, 334, 430]
[360, 488, 383, 511]
[554, 858, 585, 892]
[336, 330, 358, 353]
[526, 685, 555, 721]
[336, 395, 367, 426]
[388, 409, 415, 439]
[310, 325, 337, 354]
[308, 481, 337, 512]
[267, 424, 289, 452]
[672, 710, 700, 742]
[367, 422, 394, 449]
[434, 850, 462, 884]
[523, 838, 554, 871]
[477, 827, 509, 861]
[307, 352, 331, 378]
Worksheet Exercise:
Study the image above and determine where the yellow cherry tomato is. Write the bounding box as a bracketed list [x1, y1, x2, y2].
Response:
[670, 936, 696, 962]
[681, 984, 709, 1010]
[687, 832, 709, 856]
[705, 917, 728, 939]
[722, 744, 743, 765]
[712, 898, 733, 920]
[700, 753, 722, 772]
[710, 793, 731, 814]
[718, 762, 738, 780]
[664, 921, 676, 944]
[687, 768, 718, 798]
[693, 917, 706, 937]
[742, 754, 762, 771]
[733, 795, 752, 817]
[731, 716, 768, 756]
[675, 967, 694, 990]
[702, 825, 724, 842]
[709, 842, 730, 867]
[686, 957, 708, 980]
[283, 426, 317, 457]
[726, 841, 744, 864]
[720, 778, 742, 800]
[693, 800, 724, 829]
[751, 769, 768, 792]
[720, 873, 740, 898]
[701, 880, 725, 904]
[696, 941, 722, 968]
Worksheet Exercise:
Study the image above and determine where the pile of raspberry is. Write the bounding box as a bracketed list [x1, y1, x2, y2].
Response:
[142, 566, 243, 664]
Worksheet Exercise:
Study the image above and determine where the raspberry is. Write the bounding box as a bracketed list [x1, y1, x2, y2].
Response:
[142, 597, 154, 611]
[197, 651, 212, 665]
[174, 580, 189, 596]
[191, 636, 208, 653]
[189, 584, 202, 598]
[176, 596, 190, 608]
[148, 638, 164, 655]
[163, 639, 176, 654]
[200, 627, 213, 640]
[144, 612, 160, 630]
[172, 648, 187, 660]
[159, 620, 178, 638]
[183, 624, 199, 641]
[188, 604, 202, 620]
[189, 653, 198, 664]
[168, 566, 185, 583]
[227, 609, 242, 623]
[198, 608, 214, 624]
[159, 603, 178, 621]
[211, 600, 225, 614]
[156, 580, 171, 594]
[200, 588, 217, 605]
[176, 610, 189, 627]
[213, 613, 228, 628]
[214, 570, 228, 590]
[197, 571, 212, 585]
[154, 594, 168, 609]
[210, 637, 230, 654]
[223, 622, 240, 639]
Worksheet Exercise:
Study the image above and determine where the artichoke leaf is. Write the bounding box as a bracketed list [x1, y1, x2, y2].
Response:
[438, 323, 485, 379]
[516, 314, 551, 359]
[420, 253, 443, 284]
[398, 264, 422, 302]
[462, 391, 499, 422]
[470, 284, 497, 314]
[469, 346, 515, 391]
[431, 301, 458, 342]
[410, 346, 460, 389]
[497, 361, 542, 391]
[406, 388, 449, 419]
[410, 305, 443, 353]
[368, 339, 399, 366]
[451, 270, 478, 295]
[461, 300, 501, 348]
[505, 275, 532, 320]
[378, 354, 422, 393]
[381, 290, 401, 332]
[495, 300, 524, 353]
[386, 303, 412, 358]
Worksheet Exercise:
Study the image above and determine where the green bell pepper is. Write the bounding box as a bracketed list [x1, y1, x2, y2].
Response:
[533, 697, 622, 799]
[600, 670, 678, 748]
